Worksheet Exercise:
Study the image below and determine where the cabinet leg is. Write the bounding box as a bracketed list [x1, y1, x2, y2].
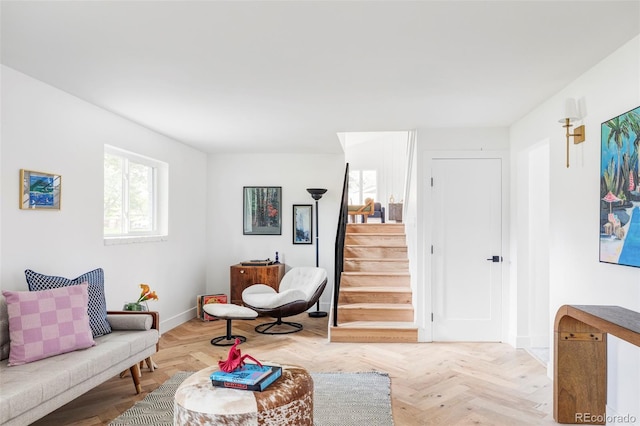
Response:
[554, 317, 606, 424]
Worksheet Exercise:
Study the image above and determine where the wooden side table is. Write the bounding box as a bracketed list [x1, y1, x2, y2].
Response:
[230, 263, 285, 306]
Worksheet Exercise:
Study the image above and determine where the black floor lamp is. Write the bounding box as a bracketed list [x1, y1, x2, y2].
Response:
[307, 188, 328, 318]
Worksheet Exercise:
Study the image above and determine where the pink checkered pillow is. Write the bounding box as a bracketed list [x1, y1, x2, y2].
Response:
[2, 283, 96, 366]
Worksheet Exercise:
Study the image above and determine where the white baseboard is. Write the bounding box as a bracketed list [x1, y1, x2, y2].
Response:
[529, 334, 550, 348]
[513, 335, 530, 349]
[160, 307, 196, 334]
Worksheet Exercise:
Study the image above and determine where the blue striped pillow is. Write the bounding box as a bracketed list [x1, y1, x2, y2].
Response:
[24, 268, 112, 337]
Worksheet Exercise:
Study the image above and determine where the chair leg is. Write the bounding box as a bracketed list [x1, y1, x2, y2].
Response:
[255, 318, 303, 335]
[210, 318, 247, 346]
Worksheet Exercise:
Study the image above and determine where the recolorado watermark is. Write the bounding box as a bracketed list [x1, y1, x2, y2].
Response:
[575, 413, 637, 424]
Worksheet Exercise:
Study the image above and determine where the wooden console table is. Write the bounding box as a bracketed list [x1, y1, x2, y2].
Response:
[554, 305, 640, 424]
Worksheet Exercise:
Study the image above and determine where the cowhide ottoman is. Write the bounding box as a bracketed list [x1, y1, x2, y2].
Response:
[174, 364, 313, 425]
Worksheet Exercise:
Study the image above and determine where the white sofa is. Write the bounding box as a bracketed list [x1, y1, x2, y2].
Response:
[0, 295, 160, 426]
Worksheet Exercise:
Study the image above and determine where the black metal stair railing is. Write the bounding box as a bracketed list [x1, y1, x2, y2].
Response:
[333, 163, 349, 327]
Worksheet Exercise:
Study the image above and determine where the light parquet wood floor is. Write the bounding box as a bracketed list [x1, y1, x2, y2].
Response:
[33, 314, 555, 425]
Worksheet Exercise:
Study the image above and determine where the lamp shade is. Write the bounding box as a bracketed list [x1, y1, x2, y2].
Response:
[558, 98, 580, 123]
[306, 188, 327, 200]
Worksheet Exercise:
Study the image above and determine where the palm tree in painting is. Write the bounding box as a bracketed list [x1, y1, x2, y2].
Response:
[604, 116, 631, 196]
[625, 111, 640, 194]
[603, 157, 616, 195]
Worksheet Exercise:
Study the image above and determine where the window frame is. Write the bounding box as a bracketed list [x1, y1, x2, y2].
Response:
[104, 145, 168, 244]
[348, 169, 377, 205]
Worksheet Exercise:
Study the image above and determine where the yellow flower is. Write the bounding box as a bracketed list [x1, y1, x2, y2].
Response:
[136, 284, 158, 303]
[139, 284, 150, 296]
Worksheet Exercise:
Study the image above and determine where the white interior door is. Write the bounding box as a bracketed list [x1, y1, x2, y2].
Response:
[431, 157, 502, 341]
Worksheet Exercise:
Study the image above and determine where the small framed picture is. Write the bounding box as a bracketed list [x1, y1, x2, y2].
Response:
[19, 169, 61, 210]
[293, 204, 312, 244]
[243, 186, 282, 235]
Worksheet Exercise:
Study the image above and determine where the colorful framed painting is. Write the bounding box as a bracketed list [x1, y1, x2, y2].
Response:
[19, 169, 61, 210]
[243, 186, 282, 235]
[293, 204, 312, 244]
[599, 106, 640, 268]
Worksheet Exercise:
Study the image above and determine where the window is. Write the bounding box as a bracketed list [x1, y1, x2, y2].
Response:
[348, 170, 377, 204]
[104, 145, 168, 243]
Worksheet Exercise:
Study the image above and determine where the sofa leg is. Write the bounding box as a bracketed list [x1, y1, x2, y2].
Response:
[129, 364, 142, 394]
[144, 356, 158, 372]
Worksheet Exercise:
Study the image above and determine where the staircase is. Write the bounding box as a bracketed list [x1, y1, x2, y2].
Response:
[330, 223, 418, 343]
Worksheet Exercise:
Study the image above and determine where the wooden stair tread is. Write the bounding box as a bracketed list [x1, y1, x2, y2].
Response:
[346, 233, 406, 236]
[347, 224, 404, 229]
[344, 244, 407, 249]
[344, 246, 408, 250]
[342, 271, 410, 276]
[344, 258, 407, 262]
[332, 321, 417, 329]
[339, 303, 413, 310]
[340, 286, 411, 293]
[330, 320, 418, 343]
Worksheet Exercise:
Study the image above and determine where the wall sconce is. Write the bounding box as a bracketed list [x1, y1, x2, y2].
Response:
[558, 98, 586, 168]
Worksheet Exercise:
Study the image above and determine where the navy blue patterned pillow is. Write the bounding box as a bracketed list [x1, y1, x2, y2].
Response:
[25, 268, 112, 337]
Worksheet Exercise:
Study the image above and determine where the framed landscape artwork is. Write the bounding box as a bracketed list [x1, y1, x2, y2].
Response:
[599, 106, 640, 268]
[293, 204, 312, 244]
[19, 169, 61, 210]
[243, 186, 282, 235]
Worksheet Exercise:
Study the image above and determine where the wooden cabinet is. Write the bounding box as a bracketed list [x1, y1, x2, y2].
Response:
[230, 263, 285, 306]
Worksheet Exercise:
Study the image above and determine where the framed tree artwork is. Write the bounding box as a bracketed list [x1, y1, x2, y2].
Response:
[243, 186, 282, 235]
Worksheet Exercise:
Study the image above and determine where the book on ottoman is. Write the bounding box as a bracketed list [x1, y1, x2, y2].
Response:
[210, 364, 282, 391]
[196, 294, 227, 321]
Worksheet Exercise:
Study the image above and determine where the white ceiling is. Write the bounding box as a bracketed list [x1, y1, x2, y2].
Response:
[2, 1, 639, 154]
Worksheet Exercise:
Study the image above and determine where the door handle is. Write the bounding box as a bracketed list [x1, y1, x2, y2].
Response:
[486, 255, 503, 263]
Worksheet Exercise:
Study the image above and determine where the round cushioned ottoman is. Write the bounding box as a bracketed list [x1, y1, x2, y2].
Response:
[174, 364, 313, 425]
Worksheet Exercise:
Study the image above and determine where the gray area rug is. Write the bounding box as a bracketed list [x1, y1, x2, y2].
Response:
[109, 370, 393, 426]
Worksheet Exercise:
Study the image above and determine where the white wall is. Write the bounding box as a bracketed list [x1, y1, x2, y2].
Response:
[526, 141, 550, 350]
[344, 131, 407, 209]
[510, 36, 640, 422]
[0, 66, 208, 332]
[415, 128, 510, 341]
[206, 153, 345, 313]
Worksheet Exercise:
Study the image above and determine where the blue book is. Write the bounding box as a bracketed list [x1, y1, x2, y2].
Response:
[211, 365, 282, 391]
[210, 363, 273, 385]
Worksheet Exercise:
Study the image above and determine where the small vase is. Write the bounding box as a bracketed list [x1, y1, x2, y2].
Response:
[123, 302, 148, 311]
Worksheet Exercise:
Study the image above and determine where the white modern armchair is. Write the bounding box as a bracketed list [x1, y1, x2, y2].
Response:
[242, 266, 328, 334]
